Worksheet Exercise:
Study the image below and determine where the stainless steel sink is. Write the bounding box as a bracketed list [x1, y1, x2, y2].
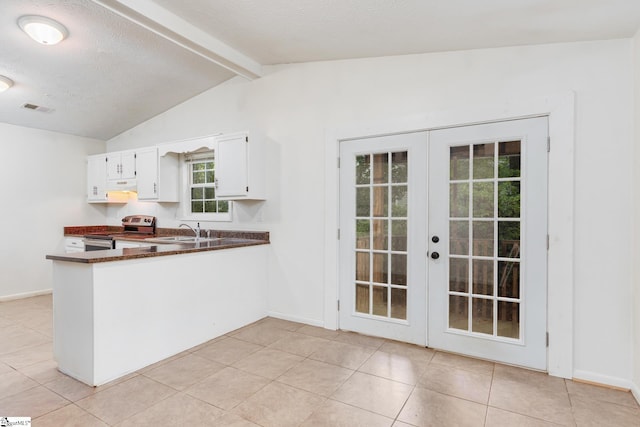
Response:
[145, 236, 222, 243]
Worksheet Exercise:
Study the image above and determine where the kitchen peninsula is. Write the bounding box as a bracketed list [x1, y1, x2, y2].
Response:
[46, 232, 269, 386]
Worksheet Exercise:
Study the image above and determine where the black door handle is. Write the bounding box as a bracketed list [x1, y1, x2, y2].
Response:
[431, 252, 440, 260]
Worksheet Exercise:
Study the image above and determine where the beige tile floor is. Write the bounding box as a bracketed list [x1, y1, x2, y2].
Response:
[1, 294, 639, 426]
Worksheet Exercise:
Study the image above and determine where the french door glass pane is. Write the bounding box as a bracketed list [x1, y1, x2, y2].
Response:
[449, 258, 468, 292]
[391, 254, 407, 286]
[498, 182, 520, 217]
[450, 183, 469, 217]
[356, 155, 371, 184]
[373, 253, 388, 283]
[448, 141, 523, 340]
[356, 188, 370, 216]
[498, 301, 520, 339]
[356, 284, 369, 314]
[473, 182, 494, 217]
[449, 295, 468, 330]
[356, 220, 370, 249]
[392, 152, 408, 183]
[373, 187, 388, 217]
[472, 298, 493, 334]
[372, 219, 388, 250]
[450, 146, 470, 180]
[391, 186, 408, 216]
[450, 221, 469, 255]
[498, 221, 520, 258]
[498, 141, 521, 178]
[354, 150, 408, 320]
[373, 153, 389, 184]
[391, 220, 407, 251]
[391, 288, 407, 320]
[472, 221, 493, 256]
[498, 261, 520, 298]
[372, 286, 387, 316]
[472, 259, 494, 296]
[356, 252, 370, 281]
[473, 143, 495, 179]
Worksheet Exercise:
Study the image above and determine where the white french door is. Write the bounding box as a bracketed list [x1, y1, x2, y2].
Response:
[339, 132, 428, 345]
[428, 117, 548, 370]
[338, 117, 548, 369]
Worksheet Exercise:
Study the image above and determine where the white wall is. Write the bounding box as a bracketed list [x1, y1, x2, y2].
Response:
[108, 39, 634, 387]
[633, 29, 640, 401]
[0, 123, 106, 299]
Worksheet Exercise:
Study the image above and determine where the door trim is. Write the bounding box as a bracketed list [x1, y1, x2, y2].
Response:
[324, 92, 575, 379]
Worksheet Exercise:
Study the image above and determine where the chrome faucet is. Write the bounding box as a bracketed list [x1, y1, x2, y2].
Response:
[179, 222, 200, 239]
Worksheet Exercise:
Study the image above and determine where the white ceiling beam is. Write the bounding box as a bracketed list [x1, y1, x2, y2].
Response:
[92, 0, 263, 80]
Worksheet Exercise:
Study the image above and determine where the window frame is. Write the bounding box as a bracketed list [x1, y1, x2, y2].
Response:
[180, 151, 232, 222]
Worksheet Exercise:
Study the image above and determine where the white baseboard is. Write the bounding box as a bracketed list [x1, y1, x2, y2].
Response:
[0, 289, 52, 302]
[572, 369, 632, 391]
[267, 311, 325, 328]
[631, 381, 640, 405]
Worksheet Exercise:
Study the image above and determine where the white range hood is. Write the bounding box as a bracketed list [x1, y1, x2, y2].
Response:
[107, 178, 137, 192]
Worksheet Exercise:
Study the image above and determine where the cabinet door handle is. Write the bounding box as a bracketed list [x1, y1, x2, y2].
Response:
[153, 183, 157, 194]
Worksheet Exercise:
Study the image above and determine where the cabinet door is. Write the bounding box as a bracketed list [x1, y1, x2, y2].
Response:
[136, 148, 159, 200]
[106, 153, 121, 180]
[120, 151, 137, 179]
[215, 134, 248, 197]
[87, 154, 107, 201]
[106, 151, 136, 179]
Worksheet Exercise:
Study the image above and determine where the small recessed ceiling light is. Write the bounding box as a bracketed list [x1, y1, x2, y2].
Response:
[0, 75, 13, 92]
[18, 15, 68, 45]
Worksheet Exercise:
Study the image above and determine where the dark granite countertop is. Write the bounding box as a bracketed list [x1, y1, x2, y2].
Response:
[64, 226, 269, 241]
[47, 237, 269, 264]
[54, 227, 270, 264]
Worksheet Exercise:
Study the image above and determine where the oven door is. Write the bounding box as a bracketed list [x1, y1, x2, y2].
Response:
[84, 238, 115, 251]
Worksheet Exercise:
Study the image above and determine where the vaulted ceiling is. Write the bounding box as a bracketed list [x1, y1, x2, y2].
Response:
[1, 0, 639, 140]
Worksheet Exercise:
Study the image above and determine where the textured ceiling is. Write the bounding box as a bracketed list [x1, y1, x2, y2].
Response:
[0, 0, 234, 140]
[154, 0, 640, 64]
[1, 0, 640, 140]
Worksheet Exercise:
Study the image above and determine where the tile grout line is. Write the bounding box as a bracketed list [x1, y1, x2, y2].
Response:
[482, 362, 496, 426]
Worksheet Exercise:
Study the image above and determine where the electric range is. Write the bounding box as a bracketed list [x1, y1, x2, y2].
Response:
[84, 215, 156, 251]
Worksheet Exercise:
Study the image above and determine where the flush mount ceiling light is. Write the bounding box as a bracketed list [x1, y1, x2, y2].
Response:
[0, 75, 13, 92]
[18, 15, 68, 45]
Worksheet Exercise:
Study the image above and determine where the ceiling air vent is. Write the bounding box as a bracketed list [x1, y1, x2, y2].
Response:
[21, 103, 54, 113]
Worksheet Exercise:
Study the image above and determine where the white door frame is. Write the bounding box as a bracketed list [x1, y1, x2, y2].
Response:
[324, 92, 575, 379]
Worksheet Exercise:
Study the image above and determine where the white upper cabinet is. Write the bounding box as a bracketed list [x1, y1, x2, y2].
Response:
[106, 150, 136, 180]
[136, 147, 179, 202]
[86, 130, 264, 205]
[87, 154, 107, 202]
[215, 132, 265, 200]
[87, 154, 128, 203]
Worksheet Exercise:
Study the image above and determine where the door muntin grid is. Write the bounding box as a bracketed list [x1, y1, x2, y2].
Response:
[448, 140, 523, 341]
[354, 151, 408, 321]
